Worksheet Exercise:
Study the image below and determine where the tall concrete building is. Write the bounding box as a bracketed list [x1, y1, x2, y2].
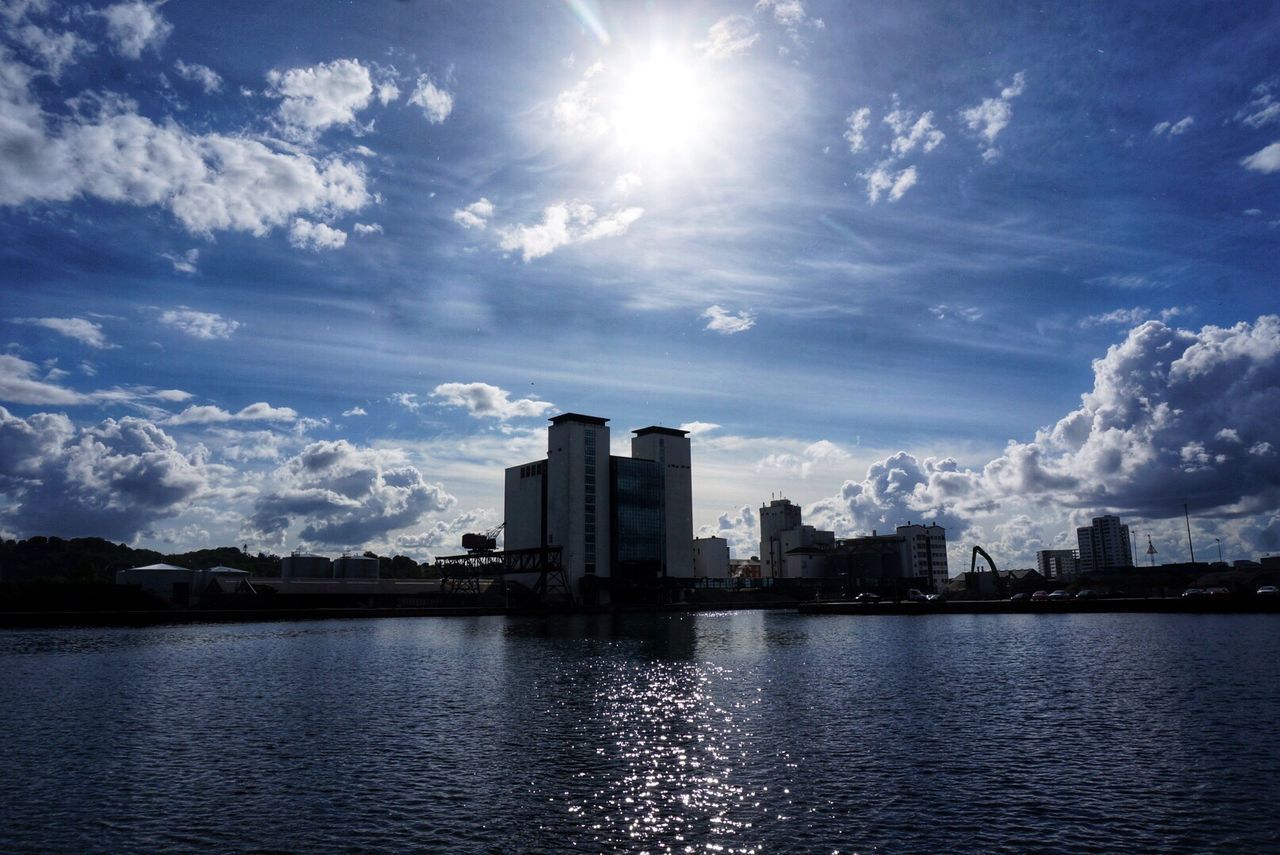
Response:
[1036, 548, 1079, 580]
[504, 414, 694, 602]
[692, 536, 730, 578]
[896, 523, 949, 592]
[760, 498, 803, 578]
[1076, 515, 1133, 572]
[632, 427, 694, 578]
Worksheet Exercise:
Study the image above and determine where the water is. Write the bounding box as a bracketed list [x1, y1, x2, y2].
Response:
[2, 611, 1278, 853]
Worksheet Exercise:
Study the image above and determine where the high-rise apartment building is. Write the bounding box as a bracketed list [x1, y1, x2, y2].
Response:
[1036, 548, 1079, 580]
[896, 523, 949, 592]
[1076, 515, 1133, 572]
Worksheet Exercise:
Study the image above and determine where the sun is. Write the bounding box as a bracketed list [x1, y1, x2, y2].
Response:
[609, 51, 717, 161]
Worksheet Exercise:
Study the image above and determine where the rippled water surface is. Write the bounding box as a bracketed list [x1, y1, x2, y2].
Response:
[3, 611, 1279, 853]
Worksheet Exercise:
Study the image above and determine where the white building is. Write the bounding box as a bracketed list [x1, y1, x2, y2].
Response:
[1036, 548, 1079, 580]
[760, 498, 803, 578]
[116, 563, 254, 605]
[896, 523, 949, 592]
[692, 536, 730, 578]
[632, 427, 694, 578]
[1077, 515, 1133, 572]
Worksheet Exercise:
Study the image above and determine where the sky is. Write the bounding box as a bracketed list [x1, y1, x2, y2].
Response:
[1, 0, 1278, 571]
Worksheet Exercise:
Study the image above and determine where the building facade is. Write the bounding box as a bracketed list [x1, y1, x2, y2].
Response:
[692, 536, 730, 578]
[1036, 548, 1079, 580]
[760, 498, 804, 578]
[504, 414, 694, 602]
[1076, 515, 1134, 572]
[896, 523, 949, 593]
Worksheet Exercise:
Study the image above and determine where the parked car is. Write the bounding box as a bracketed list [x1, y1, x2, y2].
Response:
[1030, 590, 1050, 602]
[926, 593, 946, 602]
[1181, 588, 1206, 599]
[1257, 585, 1279, 597]
[1010, 592, 1030, 602]
[1205, 586, 1232, 598]
[1075, 588, 1100, 600]
[855, 592, 881, 603]
[1047, 590, 1072, 601]
[906, 588, 928, 602]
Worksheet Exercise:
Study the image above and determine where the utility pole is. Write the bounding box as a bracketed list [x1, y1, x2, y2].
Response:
[1184, 503, 1195, 563]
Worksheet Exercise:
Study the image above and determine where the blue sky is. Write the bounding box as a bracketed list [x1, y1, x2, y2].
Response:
[2, 0, 1278, 568]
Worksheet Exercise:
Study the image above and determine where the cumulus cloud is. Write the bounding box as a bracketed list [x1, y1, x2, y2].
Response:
[0, 407, 212, 540]
[843, 107, 870, 153]
[15, 316, 112, 348]
[99, 1, 172, 59]
[0, 48, 372, 238]
[758, 439, 852, 479]
[498, 201, 643, 261]
[755, 0, 824, 47]
[266, 58, 375, 138]
[1241, 142, 1280, 174]
[342, 406, 367, 417]
[885, 105, 944, 157]
[10, 22, 93, 79]
[167, 401, 297, 425]
[157, 308, 240, 340]
[161, 248, 199, 273]
[352, 222, 382, 235]
[173, 59, 222, 94]
[247, 439, 455, 547]
[960, 71, 1025, 160]
[553, 65, 608, 139]
[288, 218, 347, 251]
[430, 382, 554, 420]
[679, 421, 721, 437]
[861, 161, 917, 203]
[698, 504, 758, 560]
[452, 197, 494, 230]
[701, 305, 756, 335]
[407, 74, 452, 123]
[697, 15, 759, 59]
[613, 172, 642, 195]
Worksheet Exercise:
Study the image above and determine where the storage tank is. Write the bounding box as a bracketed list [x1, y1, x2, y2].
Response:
[333, 555, 379, 579]
[281, 553, 332, 579]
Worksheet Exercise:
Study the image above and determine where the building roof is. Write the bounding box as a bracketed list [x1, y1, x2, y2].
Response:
[207, 566, 251, 575]
[549, 413, 609, 426]
[129, 563, 191, 572]
[632, 425, 689, 437]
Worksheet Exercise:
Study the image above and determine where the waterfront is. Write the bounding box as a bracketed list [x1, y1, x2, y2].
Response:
[3, 611, 1278, 853]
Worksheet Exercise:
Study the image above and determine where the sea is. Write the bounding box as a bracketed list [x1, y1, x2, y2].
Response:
[2, 610, 1278, 853]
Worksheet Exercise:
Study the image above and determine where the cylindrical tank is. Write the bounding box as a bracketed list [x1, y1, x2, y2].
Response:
[333, 555, 379, 579]
[281, 553, 333, 579]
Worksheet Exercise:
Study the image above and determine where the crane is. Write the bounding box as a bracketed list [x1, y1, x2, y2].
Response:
[461, 523, 504, 554]
[970, 545, 1006, 598]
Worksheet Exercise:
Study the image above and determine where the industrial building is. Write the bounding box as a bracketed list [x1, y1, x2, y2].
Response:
[116, 563, 254, 606]
[692, 536, 730, 578]
[1037, 548, 1080, 580]
[281, 552, 333, 579]
[1077, 515, 1134, 572]
[504, 414, 694, 603]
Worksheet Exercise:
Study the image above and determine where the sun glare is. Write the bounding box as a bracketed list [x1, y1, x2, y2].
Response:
[611, 53, 715, 160]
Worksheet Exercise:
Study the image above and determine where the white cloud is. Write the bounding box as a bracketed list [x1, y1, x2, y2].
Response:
[161, 247, 199, 273]
[452, 197, 494, 230]
[1152, 115, 1194, 137]
[758, 439, 853, 479]
[698, 503, 758, 560]
[0, 49, 372, 238]
[861, 160, 918, 203]
[266, 58, 375, 138]
[697, 15, 759, 59]
[701, 305, 756, 335]
[407, 74, 453, 123]
[376, 80, 400, 105]
[0, 407, 214, 540]
[1241, 141, 1280, 174]
[930, 305, 984, 322]
[99, 1, 172, 59]
[1236, 81, 1280, 129]
[157, 307, 240, 340]
[168, 402, 297, 425]
[342, 406, 368, 417]
[553, 69, 608, 139]
[15, 316, 112, 348]
[430, 382, 555, 420]
[247, 439, 455, 547]
[843, 107, 870, 153]
[390, 392, 421, 411]
[498, 201, 643, 261]
[11, 23, 92, 79]
[1080, 306, 1190, 328]
[173, 59, 222, 94]
[679, 421, 721, 437]
[960, 71, 1026, 159]
[352, 222, 382, 235]
[885, 106, 944, 157]
[614, 172, 643, 195]
[755, 0, 824, 47]
[288, 217, 347, 251]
